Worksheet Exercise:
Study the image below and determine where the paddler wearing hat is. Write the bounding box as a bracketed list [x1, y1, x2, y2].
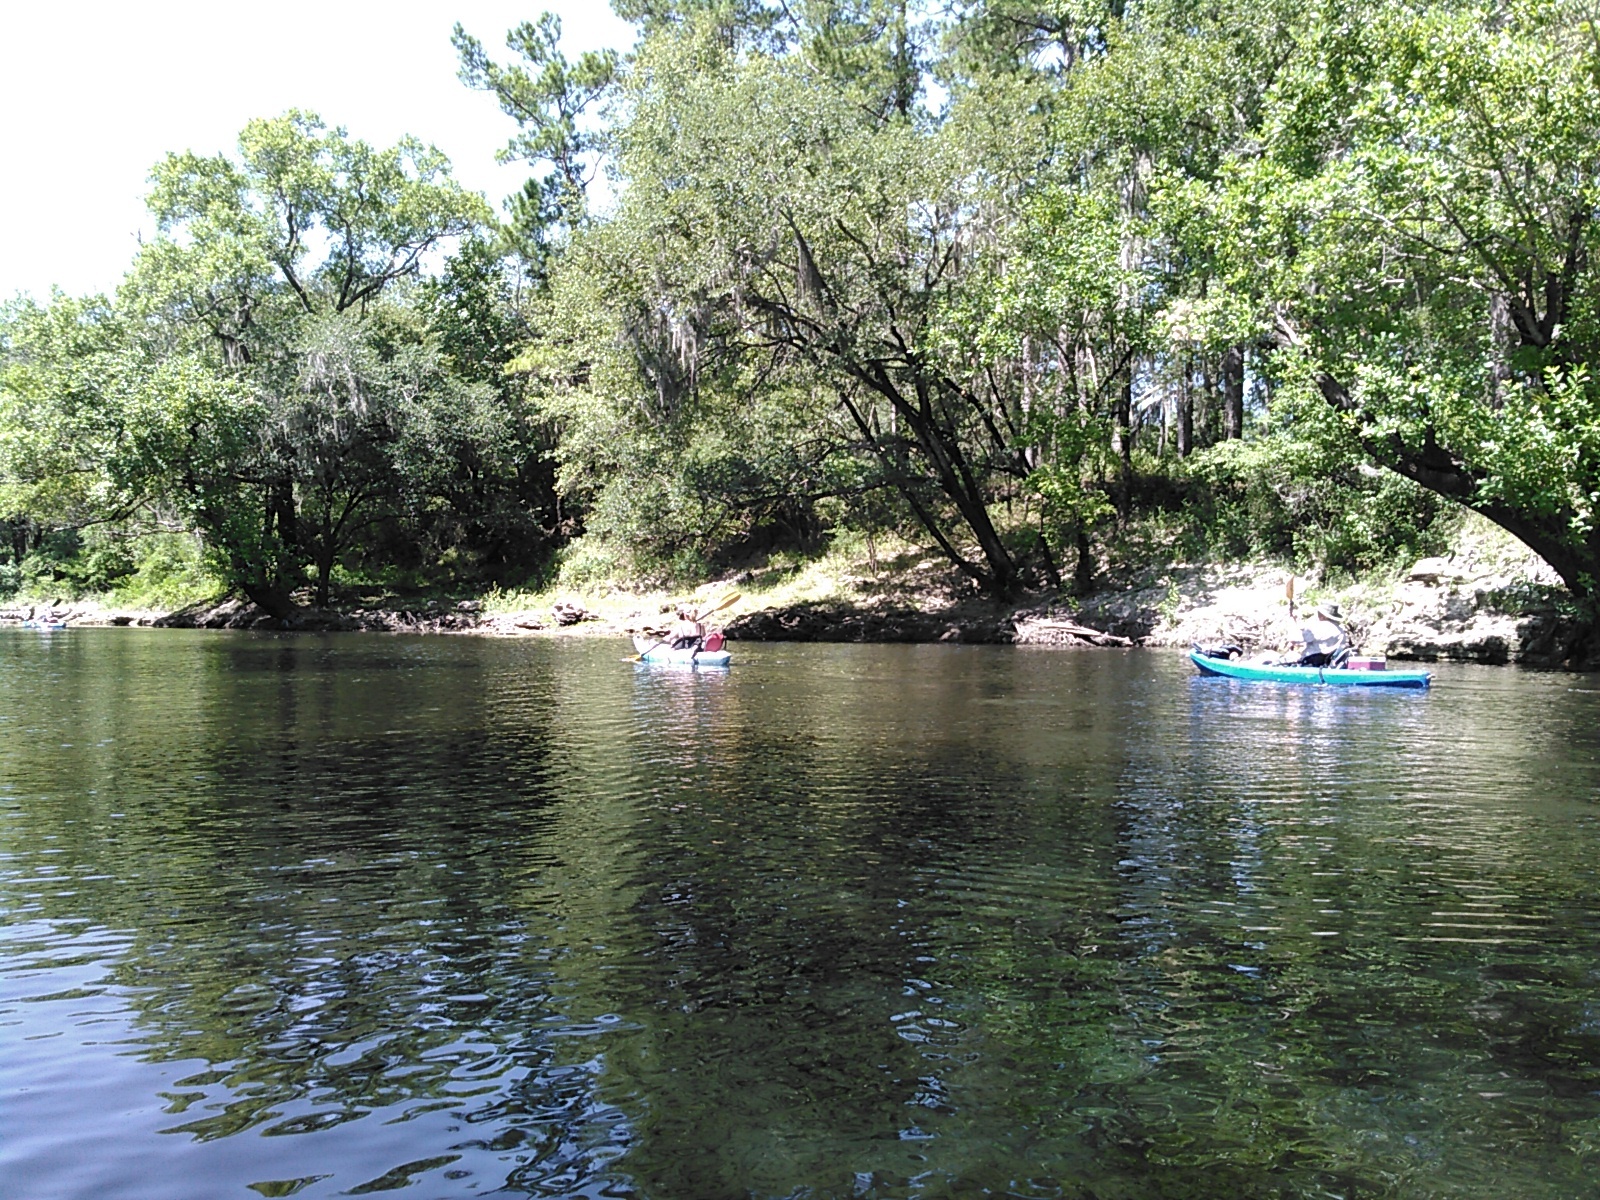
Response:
[1294, 600, 1349, 667]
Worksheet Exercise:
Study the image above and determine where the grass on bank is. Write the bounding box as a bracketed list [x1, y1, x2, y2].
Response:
[0, 532, 227, 614]
[480, 530, 961, 629]
[476, 506, 1544, 634]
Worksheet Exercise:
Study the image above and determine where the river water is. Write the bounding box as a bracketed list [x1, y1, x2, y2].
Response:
[2, 629, 1598, 1199]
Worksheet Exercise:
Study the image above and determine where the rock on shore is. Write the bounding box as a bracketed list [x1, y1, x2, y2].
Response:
[724, 601, 1016, 644]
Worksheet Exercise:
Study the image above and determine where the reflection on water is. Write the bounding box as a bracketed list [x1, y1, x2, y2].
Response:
[2, 630, 1599, 1199]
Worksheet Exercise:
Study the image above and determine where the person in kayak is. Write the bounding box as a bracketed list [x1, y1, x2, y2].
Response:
[667, 605, 705, 651]
[1295, 602, 1349, 666]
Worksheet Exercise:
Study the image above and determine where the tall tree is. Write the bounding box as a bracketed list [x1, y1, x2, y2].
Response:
[122, 113, 491, 615]
[538, 15, 1045, 594]
[453, 15, 620, 273]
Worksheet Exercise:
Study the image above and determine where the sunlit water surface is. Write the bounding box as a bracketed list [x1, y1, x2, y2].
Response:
[2, 630, 1599, 1199]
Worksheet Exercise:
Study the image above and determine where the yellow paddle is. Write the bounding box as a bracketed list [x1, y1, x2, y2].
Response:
[695, 590, 742, 623]
[1282, 576, 1302, 665]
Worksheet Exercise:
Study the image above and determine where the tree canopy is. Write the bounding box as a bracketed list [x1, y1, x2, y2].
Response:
[2, 0, 1595, 648]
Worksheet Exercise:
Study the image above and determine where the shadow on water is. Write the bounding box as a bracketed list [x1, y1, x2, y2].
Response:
[2, 631, 1599, 1199]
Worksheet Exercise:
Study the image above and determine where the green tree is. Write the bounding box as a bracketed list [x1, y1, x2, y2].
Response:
[0, 294, 262, 592]
[411, 238, 563, 581]
[534, 13, 1044, 594]
[1215, 0, 1600, 612]
[453, 14, 620, 272]
[1, 115, 501, 617]
[125, 112, 492, 614]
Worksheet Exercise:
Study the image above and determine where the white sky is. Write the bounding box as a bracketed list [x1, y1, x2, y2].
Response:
[0, 0, 635, 302]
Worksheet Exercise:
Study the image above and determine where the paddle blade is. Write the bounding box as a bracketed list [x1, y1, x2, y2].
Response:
[696, 590, 742, 620]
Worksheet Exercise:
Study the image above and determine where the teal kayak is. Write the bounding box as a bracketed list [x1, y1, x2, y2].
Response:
[1189, 650, 1431, 689]
[633, 635, 731, 667]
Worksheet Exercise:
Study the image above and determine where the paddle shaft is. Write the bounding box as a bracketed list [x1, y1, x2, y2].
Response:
[692, 590, 741, 622]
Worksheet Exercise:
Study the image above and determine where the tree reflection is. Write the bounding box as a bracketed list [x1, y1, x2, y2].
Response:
[3, 636, 1599, 1198]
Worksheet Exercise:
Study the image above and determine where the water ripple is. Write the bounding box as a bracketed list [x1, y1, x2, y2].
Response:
[2, 634, 1599, 1198]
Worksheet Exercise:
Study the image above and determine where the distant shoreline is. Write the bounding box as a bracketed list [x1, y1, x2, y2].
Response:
[5, 546, 1589, 671]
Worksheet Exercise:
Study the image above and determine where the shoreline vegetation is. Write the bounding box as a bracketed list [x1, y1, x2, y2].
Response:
[5, 514, 1589, 669]
[5, 3, 1599, 672]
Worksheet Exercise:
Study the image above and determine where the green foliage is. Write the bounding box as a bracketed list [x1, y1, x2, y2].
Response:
[453, 15, 619, 269]
[410, 239, 564, 584]
[1207, 0, 1600, 596]
[1179, 433, 1450, 576]
[5, 2, 1595, 618]
[128, 116, 496, 611]
[0, 294, 261, 540]
[141, 110, 488, 323]
[0, 115, 552, 614]
[552, 534, 637, 589]
[526, 10, 1062, 595]
[110, 535, 227, 608]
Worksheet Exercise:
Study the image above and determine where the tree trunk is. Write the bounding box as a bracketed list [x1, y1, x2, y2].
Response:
[1036, 518, 1063, 590]
[1112, 373, 1134, 517]
[1113, 149, 1147, 513]
[902, 382, 1018, 595]
[315, 555, 334, 609]
[1073, 525, 1094, 595]
[1176, 357, 1194, 458]
[1310, 364, 1597, 602]
[1488, 293, 1514, 410]
[240, 580, 299, 622]
[837, 380, 1020, 597]
[1223, 343, 1245, 440]
[269, 477, 298, 550]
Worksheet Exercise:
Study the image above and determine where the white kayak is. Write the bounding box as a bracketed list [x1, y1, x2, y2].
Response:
[632, 635, 732, 666]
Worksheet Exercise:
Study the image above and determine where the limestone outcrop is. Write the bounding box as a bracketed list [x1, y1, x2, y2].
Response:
[1073, 521, 1576, 666]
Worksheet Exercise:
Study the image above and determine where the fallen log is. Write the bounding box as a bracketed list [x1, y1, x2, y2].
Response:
[1012, 617, 1134, 647]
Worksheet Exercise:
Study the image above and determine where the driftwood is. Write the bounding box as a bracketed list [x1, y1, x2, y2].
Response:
[1012, 616, 1134, 648]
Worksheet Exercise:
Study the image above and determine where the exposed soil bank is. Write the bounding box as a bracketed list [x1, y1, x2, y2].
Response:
[1066, 527, 1591, 668]
[719, 522, 1592, 668]
[718, 559, 1588, 668]
[3, 525, 1591, 669]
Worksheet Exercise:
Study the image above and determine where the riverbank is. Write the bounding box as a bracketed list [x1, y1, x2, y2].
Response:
[3, 516, 1590, 668]
[717, 516, 1586, 667]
